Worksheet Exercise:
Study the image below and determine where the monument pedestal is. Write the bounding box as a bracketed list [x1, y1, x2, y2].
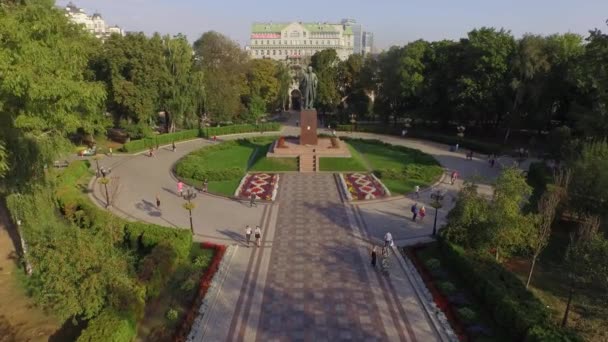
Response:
[299, 109, 318, 145]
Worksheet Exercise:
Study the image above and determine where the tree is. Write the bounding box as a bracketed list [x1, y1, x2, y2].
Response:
[247, 59, 280, 112]
[526, 169, 571, 288]
[443, 181, 491, 248]
[0, 142, 8, 179]
[489, 167, 534, 261]
[569, 140, 608, 216]
[0, 0, 106, 185]
[193, 31, 248, 122]
[311, 49, 341, 113]
[161, 34, 198, 132]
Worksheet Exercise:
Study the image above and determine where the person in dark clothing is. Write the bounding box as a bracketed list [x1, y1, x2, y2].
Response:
[371, 246, 377, 268]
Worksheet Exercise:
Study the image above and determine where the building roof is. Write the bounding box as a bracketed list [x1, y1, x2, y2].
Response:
[251, 23, 288, 33]
[252, 22, 340, 33]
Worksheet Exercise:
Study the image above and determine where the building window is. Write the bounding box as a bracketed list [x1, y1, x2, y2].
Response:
[310, 40, 312, 45]
[284, 40, 287, 45]
[278, 40, 281, 45]
[327, 40, 330, 45]
[273, 50, 276, 55]
[267, 50, 270, 55]
[260, 50, 264, 56]
[285, 50, 287, 55]
[254, 40, 257, 45]
[279, 50, 282, 55]
[304, 40, 306, 45]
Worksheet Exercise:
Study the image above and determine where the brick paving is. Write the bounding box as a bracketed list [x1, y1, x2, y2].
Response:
[255, 174, 388, 341]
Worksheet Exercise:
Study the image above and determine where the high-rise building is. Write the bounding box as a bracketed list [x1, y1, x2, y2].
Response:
[249, 21, 355, 62]
[341, 19, 362, 55]
[362, 31, 374, 56]
[63, 2, 124, 40]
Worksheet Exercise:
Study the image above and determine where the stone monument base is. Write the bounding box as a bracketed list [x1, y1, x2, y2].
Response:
[266, 137, 351, 158]
[299, 109, 318, 145]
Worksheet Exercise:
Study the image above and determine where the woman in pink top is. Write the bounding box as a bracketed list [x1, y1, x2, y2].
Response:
[177, 181, 184, 197]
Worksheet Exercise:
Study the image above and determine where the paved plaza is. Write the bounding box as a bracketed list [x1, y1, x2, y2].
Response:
[89, 119, 534, 341]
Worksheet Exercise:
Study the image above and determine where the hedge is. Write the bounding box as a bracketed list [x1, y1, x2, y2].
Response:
[120, 129, 200, 153]
[337, 124, 503, 155]
[437, 238, 581, 341]
[124, 222, 192, 261]
[201, 123, 281, 138]
[77, 309, 136, 342]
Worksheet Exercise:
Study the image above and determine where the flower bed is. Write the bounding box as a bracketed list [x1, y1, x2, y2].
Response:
[173, 242, 226, 342]
[339, 173, 390, 200]
[234, 173, 279, 201]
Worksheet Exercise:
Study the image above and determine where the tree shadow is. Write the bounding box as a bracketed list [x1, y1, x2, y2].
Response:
[48, 317, 86, 342]
[135, 199, 161, 217]
[216, 229, 247, 246]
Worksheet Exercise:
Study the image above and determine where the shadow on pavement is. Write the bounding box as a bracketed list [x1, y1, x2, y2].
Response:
[135, 199, 161, 217]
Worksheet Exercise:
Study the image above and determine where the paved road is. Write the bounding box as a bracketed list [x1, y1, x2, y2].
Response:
[90, 118, 534, 341]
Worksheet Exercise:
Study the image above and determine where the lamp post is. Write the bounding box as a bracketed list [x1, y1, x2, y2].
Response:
[98, 176, 110, 208]
[430, 190, 445, 236]
[183, 187, 197, 235]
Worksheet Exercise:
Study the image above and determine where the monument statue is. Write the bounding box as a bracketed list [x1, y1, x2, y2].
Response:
[299, 66, 318, 110]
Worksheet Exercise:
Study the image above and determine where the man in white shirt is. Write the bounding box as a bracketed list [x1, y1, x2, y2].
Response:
[384, 232, 393, 247]
[245, 225, 252, 247]
[414, 185, 420, 198]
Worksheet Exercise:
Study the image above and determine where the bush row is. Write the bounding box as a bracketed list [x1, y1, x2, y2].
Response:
[437, 238, 581, 342]
[120, 129, 200, 153]
[77, 309, 136, 342]
[337, 124, 503, 155]
[200, 123, 281, 138]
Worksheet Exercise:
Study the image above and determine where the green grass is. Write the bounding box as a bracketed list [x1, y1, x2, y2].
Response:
[345, 139, 443, 194]
[207, 179, 242, 197]
[319, 144, 368, 172]
[249, 141, 298, 172]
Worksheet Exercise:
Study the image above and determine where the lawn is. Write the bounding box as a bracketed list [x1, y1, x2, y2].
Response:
[319, 143, 368, 172]
[136, 244, 214, 342]
[175, 137, 296, 197]
[346, 139, 443, 194]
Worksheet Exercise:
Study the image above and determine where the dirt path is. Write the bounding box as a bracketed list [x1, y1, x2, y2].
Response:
[0, 201, 59, 342]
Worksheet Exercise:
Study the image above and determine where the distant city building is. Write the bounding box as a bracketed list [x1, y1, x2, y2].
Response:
[249, 21, 355, 62]
[341, 19, 362, 55]
[63, 2, 124, 40]
[362, 31, 374, 55]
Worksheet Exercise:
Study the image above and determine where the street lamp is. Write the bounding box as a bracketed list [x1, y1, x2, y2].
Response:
[183, 187, 197, 235]
[430, 190, 445, 236]
[456, 125, 466, 138]
[350, 113, 357, 133]
[98, 176, 110, 208]
[93, 155, 102, 178]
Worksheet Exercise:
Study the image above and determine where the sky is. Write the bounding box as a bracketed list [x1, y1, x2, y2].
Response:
[57, 0, 608, 50]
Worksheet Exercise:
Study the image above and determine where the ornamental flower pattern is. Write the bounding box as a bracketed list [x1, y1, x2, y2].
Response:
[235, 173, 279, 201]
[340, 173, 389, 200]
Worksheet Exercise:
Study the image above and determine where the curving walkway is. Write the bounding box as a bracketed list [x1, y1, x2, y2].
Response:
[89, 119, 534, 342]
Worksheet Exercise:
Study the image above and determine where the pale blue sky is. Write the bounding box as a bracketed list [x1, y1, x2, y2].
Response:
[58, 0, 608, 49]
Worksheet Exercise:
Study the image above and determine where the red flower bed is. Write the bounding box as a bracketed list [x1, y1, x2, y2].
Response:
[343, 173, 388, 200]
[405, 246, 468, 341]
[237, 173, 278, 201]
[173, 242, 227, 342]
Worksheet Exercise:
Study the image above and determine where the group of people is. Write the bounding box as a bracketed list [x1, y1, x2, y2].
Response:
[410, 202, 426, 221]
[245, 225, 262, 247]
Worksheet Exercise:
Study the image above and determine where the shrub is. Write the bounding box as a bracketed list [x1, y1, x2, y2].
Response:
[77, 309, 136, 342]
[138, 242, 180, 299]
[456, 307, 478, 325]
[124, 222, 192, 261]
[525, 324, 583, 342]
[200, 123, 280, 138]
[437, 238, 570, 340]
[425, 258, 441, 271]
[120, 129, 200, 152]
[166, 308, 179, 322]
[437, 281, 457, 295]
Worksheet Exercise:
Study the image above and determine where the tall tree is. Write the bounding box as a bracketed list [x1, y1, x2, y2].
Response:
[0, 0, 106, 185]
[569, 140, 608, 216]
[193, 31, 248, 122]
[246, 59, 279, 112]
[311, 49, 341, 113]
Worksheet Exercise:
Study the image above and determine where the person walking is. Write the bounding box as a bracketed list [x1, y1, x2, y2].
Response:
[156, 193, 161, 210]
[450, 170, 458, 185]
[108, 147, 113, 157]
[203, 179, 209, 192]
[411, 202, 419, 221]
[371, 246, 377, 268]
[414, 185, 420, 198]
[384, 232, 393, 247]
[249, 193, 257, 207]
[419, 206, 426, 221]
[172, 141, 176, 152]
[254, 226, 262, 247]
[177, 181, 184, 197]
[245, 225, 252, 247]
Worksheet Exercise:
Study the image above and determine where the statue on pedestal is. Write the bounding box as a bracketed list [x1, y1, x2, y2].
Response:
[299, 66, 318, 110]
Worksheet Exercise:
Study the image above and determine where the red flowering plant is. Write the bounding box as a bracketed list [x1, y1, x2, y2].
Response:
[173, 242, 227, 342]
[344, 173, 388, 200]
[237, 173, 279, 201]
